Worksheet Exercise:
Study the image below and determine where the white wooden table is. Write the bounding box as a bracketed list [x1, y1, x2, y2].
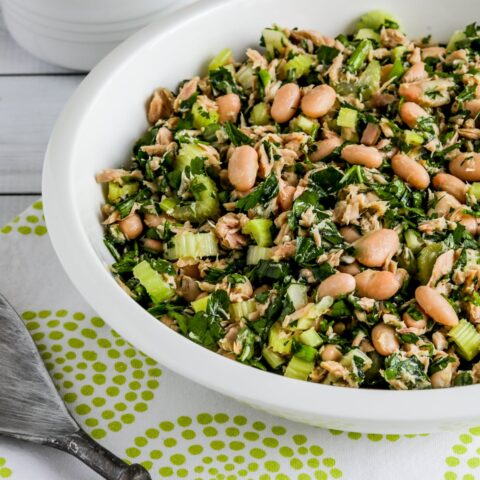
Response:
[0, 9, 84, 225]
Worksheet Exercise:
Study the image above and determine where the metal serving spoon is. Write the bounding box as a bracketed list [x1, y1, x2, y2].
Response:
[0, 293, 151, 480]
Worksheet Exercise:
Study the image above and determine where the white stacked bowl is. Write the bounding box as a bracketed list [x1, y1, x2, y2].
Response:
[2, 0, 198, 70]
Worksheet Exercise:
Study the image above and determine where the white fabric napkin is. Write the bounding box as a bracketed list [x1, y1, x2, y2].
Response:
[0, 201, 477, 480]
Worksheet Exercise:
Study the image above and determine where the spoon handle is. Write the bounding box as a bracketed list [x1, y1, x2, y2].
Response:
[45, 429, 151, 480]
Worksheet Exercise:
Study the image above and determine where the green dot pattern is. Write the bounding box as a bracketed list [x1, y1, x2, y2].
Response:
[444, 426, 480, 480]
[21, 310, 162, 440]
[0, 458, 12, 478]
[329, 430, 429, 442]
[1, 201, 47, 236]
[125, 414, 343, 479]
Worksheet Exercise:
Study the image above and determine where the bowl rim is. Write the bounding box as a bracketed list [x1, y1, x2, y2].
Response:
[42, 0, 480, 432]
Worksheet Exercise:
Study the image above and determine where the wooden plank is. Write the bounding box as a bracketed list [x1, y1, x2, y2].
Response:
[0, 195, 36, 226]
[0, 75, 84, 193]
[0, 9, 72, 75]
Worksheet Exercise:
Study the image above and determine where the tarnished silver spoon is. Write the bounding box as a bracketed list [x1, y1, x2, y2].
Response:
[0, 293, 151, 480]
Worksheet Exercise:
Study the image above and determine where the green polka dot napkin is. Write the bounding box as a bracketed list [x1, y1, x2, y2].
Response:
[0, 201, 478, 480]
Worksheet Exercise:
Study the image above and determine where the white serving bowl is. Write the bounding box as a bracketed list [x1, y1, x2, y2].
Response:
[43, 0, 480, 434]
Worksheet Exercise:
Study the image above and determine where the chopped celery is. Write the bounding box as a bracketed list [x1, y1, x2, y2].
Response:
[404, 130, 424, 145]
[192, 102, 220, 129]
[289, 297, 334, 331]
[175, 143, 206, 171]
[286, 283, 308, 310]
[355, 28, 381, 43]
[246, 246, 272, 265]
[293, 343, 317, 362]
[359, 60, 381, 98]
[337, 107, 358, 129]
[404, 229, 424, 254]
[269, 323, 292, 355]
[208, 48, 233, 71]
[236, 65, 256, 92]
[341, 349, 372, 372]
[133, 260, 175, 303]
[165, 231, 219, 259]
[250, 103, 270, 126]
[202, 123, 221, 143]
[262, 347, 286, 369]
[191, 295, 210, 313]
[107, 181, 139, 204]
[284, 356, 314, 381]
[242, 219, 273, 247]
[468, 182, 480, 201]
[417, 243, 443, 285]
[173, 175, 220, 223]
[230, 299, 257, 320]
[285, 54, 314, 80]
[391, 45, 406, 61]
[356, 10, 401, 31]
[388, 57, 405, 80]
[159, 196, 178, 214]
[290, 115, 319, 135]
[447, 30, 466, 52]
[262, 28, 289, 57]
[299, 327, 322, 347]
[258, 69, 271, 87]
[449, 320, 480, 361]
[346, 39, 371, 73]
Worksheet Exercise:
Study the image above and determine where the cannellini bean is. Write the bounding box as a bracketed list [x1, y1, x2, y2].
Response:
[432, 173, 467, 203]
[402, 62, 428, 83]
[277, 185, 296, 211]
[119, 213, 143, 240]
[341, 144, 383, 169]
[339, 226, 361, 244]
[310, 136, 343, 162]
[228, 145, 258, 191]
[143, 238, 163, 252]
[316, 272, 356, 299]
[430, 363, 452, 388]
[391, 153, 430, 190]
[360, 123, 381, 146]
[354, 229, 400, 267]
[449, 152, 480, 181]
[355, 270, 401, 300]
[271, 83, 301, 123]
[300, 84, 336, 118]
[415, 286, 459, 326]
[465, 98, 480, 118]
[321, 344, 343, 362]
[371, 324, 400, 356]
[430, 192, 461, 217]
[399, 102, 429, 128]
[216, 93, 241, 123]
[338, 262, 362, 276]
[403, 310, 427, 329]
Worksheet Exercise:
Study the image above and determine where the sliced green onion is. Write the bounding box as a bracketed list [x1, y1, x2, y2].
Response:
[449, 320, 480, 361]
[284, 356, 314, 381]
[133, 260, 175, 303]
[242, 219, 273, 247]
[165, 231, 219, 260]
[346, 39, 371, 73]
[246, 246, 272, 265]
[337, 107, 358, 129]
[250, 103, 270, 126]
[388, 57, 405, 80]
[208, 48, 233, 71]
[107, 181, 139, 204]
